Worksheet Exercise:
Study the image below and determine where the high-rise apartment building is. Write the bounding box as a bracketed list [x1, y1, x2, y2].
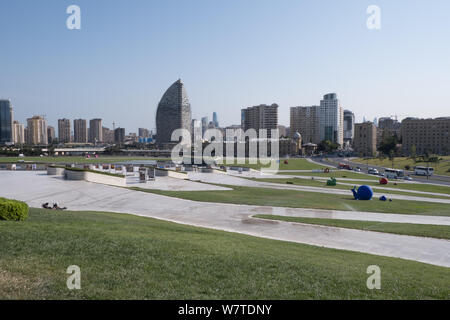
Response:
[354, 122, 378, 157]
[12, 121, 25, 145]
[89, 119, 103, 143]
[343, 110, 355, 147]
[191, 119, 202, 142]
[74, 119, 88, 143]
[201, 117, 209, 137]
[378, 117, 401, 138]
[114, 127, 125, 144]
[138, 128, 150, 138]
[102, 127, 114, 144]
[241, 104, 278, 138]
[401, 117, 450, 155]
[0, 99, 13, 144]
[213, 112, 219, 128]
[290, 106, 320, 144]
[47, 126, 55, 144]
[319, 93, 344, 146]
[58, 118, 71, 143]
[27, 116, 48, 145]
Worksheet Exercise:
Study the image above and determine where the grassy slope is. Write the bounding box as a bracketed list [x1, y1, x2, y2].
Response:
[277, 171, 381, 180]
[352, 157, 450, 176]
[217, 158, 327, 170]
[0, 208, 448, 299]
[130, 186, 450, 217]
[255, 215, 450, 240]
[253, 178, 450, 199]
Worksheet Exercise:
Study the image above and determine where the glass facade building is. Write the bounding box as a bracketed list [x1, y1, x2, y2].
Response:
[0, 99, 13, 144]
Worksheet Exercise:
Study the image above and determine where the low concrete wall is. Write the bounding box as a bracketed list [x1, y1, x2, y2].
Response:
[155, 169, 169, 177]
[47, 167, 65, 176]
[167, 170, 188, 179]
[64, 169, 126, 187]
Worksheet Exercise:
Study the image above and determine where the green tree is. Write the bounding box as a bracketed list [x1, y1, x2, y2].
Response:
[378, 132, 398, 156]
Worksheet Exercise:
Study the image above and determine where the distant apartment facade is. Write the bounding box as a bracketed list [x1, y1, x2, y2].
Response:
[0, 99, 13, 144]
[114, 127, 125, 144]
[379, 117, 401, 138]
[47, 126, 55, 144]
[319, 93, 344, 146]
[138, 128, 150, 138]
[74, 119, 88, 143]
[343, 110, 355, 147]
[354, 122, 378, 157]
[27, 116, 48, 145]
[12, 121, 25, 145]
[290, 106, 320, 144]
[89, 119, 103, 143]
[58, 118, 71, 143]
[241, 104, 278, 138]
[102, 127, 114, 144]
[401, 117, 450, 155]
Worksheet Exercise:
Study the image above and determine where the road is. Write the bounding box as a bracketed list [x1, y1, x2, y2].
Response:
[312, 157, 450, 186]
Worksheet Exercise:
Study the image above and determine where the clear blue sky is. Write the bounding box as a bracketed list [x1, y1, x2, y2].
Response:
[1, 0, 449, 133]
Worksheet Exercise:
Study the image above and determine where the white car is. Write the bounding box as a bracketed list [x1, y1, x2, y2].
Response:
[353, 168, 361, 172]
[404, 176, 413, 181]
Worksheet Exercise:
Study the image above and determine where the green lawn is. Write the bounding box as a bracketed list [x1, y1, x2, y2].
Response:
[0, 208, 448, 299]
[130, 186, 450, 217]
[352, 156, 450, 176]
[219, 158, 328, 171]
[277, 170, 381, 180]
[253, 178, 450, 198]
[254, 215, 450, 240]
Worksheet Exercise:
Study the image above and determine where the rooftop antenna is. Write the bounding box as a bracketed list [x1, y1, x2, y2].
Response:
[113, 121, 116, 131]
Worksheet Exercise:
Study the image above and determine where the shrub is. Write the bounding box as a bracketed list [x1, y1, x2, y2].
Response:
[0, 198, 29, 221]
[405, 165, 411, 170]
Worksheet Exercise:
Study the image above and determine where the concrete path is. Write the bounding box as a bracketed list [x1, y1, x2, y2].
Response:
[1, 171, 449, 268]
[126, 175, 231, 191]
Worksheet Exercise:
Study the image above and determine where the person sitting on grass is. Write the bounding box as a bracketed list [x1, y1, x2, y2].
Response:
[52, 203, 67, 210]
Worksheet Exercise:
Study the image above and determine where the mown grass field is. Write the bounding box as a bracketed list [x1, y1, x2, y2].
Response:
[277, 170, 381, 180]
[131, 186, 450, 216]
[352, 156, 450, 176]
[0, 209, 449, 299]
[253, 178, 450, 198]
[254, 215, 450, 240]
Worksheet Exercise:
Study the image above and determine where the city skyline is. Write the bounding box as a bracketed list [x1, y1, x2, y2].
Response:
[1, 0, 449, 131]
